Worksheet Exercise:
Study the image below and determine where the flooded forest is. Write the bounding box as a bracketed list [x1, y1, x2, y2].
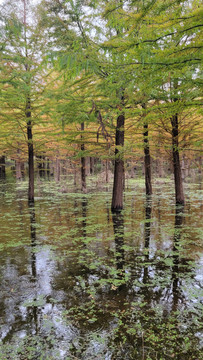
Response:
[0, 0, 202, 359]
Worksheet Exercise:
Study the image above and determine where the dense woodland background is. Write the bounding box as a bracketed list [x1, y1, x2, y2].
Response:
[0, 0, 202, 207]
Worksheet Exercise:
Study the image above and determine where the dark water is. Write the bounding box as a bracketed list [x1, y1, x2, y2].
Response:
[0, 179, 202, 359]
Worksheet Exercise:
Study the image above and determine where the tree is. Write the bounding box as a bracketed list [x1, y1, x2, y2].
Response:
[0, 0, 49, 201]
[101, 0, 202, 203]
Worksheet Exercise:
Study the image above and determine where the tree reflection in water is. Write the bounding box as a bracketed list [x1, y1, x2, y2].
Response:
[172, 204, 184, 311]
[29, 200, 37, 279]
[143, 197, 152, 286]
[112, 210, 125, 275]
[81, 197, 88, 240]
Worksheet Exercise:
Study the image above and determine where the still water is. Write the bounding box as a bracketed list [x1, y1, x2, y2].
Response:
[0, 179, 202, 359]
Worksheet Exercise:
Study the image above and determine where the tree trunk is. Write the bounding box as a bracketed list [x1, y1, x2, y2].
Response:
[55, 157, 60, 182]
[46, 157, 50, 179]
[198, 156, 202, 186]
[15, 147, 24, 180]
[16, 160, 22, 180]
[26, 97, 34, 202]
[73, 161, 77, 186]
[142, 104, 152, 196]
[171, 114, 184, 205]
[143, 123, 152, 195]
[111, 114, 125, 212]
[0, 156, 6, 179]
[38, 155, 46, 177]
[89, 157, 94, 175]
[81, 122, 86, 192]
[105, 160, 109, 183]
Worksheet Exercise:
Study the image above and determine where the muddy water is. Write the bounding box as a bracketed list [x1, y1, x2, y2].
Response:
[0, 179, 202, 359]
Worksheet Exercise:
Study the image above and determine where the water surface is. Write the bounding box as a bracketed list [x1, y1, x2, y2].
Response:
[0, 179, 202, 359]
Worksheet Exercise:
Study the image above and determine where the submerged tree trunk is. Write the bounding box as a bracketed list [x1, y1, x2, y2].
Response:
[26, 97, 34, 202]
[171, 114, 184, 205]
[111, 113, 125, 212]
[81, 122, 86, 192]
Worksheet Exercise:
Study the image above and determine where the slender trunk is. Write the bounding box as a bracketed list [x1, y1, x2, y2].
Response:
[143, 123, 152, 195]
[46, 157, 50, 179]
[111, 113, 125, 212]
[156, 134, 164, 178]
[39, 155, 46, 177]
[55, 157, 60, 182]
[81, 122, 86, 192]
[89, 157, 93, 175]
[15, 146, 23, 179]
[73, 161, 77, 186]
[23, 4, 34, 200]
[171, 114, 184, 205]
[105, 160, 109, 183]
[181, 153, 186, 181]
[142, 104, 152, 195]
[16, 160, 22, 180]
[37, 155, 41, 177]
[198, 156, 202, 188]
[0, 156, 6, 179]
[157, 157, 164, 178]
[26, 97, 34, 202]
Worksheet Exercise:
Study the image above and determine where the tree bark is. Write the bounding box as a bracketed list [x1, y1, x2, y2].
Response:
[171, 114, 184, 205]
[111, 114, 125, 212]
[26, 97, 34, 202]
[81, 122, 86, 192]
